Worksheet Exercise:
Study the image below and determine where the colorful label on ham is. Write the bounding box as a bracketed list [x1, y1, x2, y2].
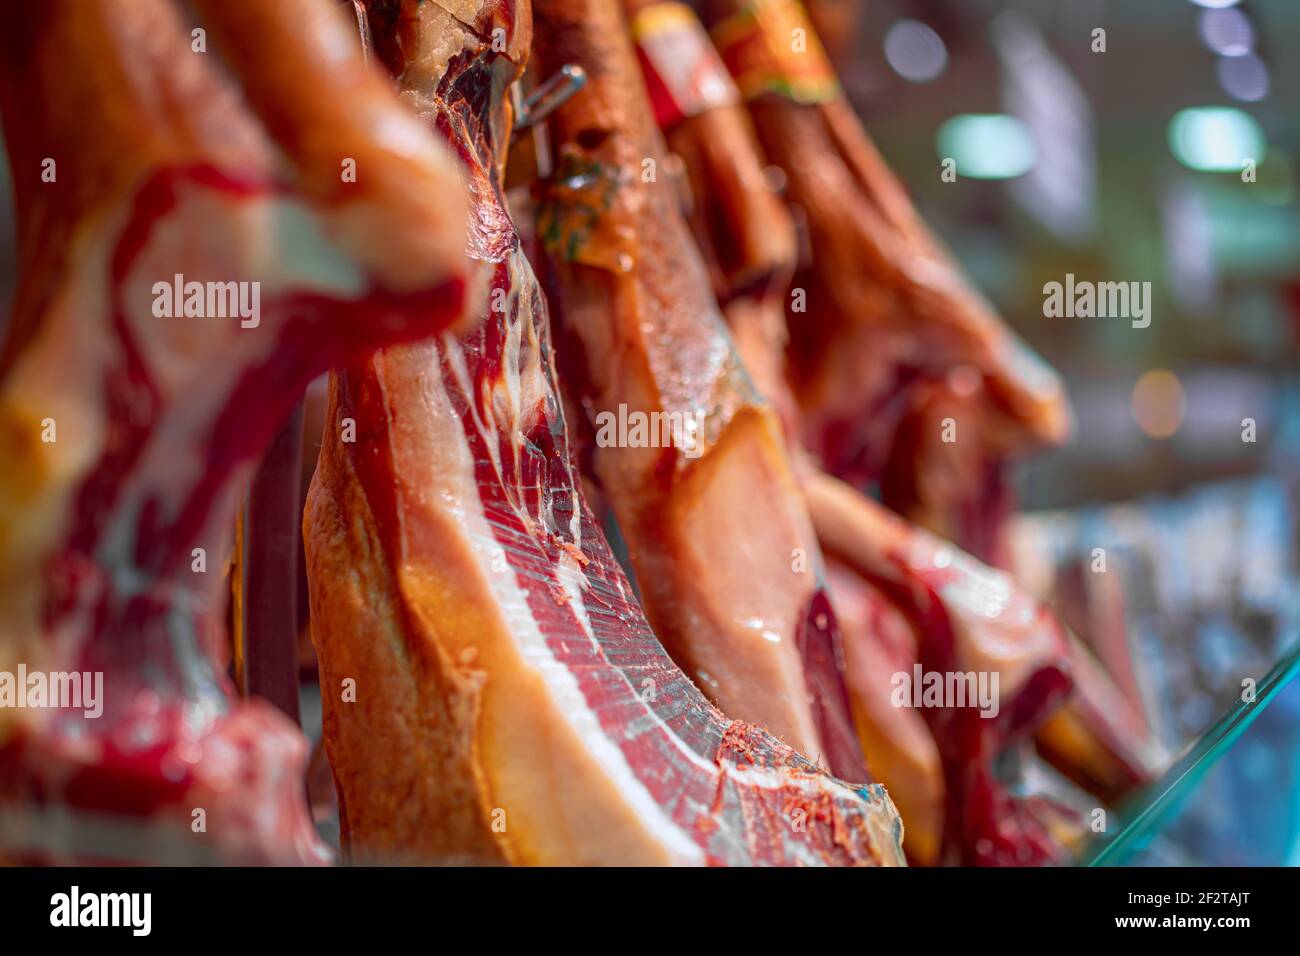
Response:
[632, 3, 740, 129]
[710, 0, 840, 105]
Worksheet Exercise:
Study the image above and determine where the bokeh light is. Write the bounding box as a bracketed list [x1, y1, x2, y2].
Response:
[1198, 7, 1255, 56]
[1218, 53, 1270, 102]
[936, 114, 1037, 179]
[1168, 106, 1266, 171]
[884, 19, 948, 83]
[1132, 370, 1187, 439]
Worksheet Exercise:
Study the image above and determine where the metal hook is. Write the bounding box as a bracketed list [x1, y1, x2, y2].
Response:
[513, 64, 587, 132]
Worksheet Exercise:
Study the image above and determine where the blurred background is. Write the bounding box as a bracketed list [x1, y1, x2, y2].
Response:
[821, 0, 1299, 864]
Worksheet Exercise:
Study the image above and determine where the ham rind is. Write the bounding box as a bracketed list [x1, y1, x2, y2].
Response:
[531, 0, 866, 781]
[304, 0, 903, 866]
[617, 0, 946, 859]
[0, 0, 472, 863]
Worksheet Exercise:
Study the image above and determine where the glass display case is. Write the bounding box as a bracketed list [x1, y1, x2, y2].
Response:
[1086, 639, 1300, 866]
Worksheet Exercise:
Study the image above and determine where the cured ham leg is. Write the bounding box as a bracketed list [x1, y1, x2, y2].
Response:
[617, 2, 1146, 864]
[303, 0, 904, 866]
[697, 0, 1070, 569]
[617, 0, 942, 856]
[0, 0, 472, 863]
[532, 0, 865, 781]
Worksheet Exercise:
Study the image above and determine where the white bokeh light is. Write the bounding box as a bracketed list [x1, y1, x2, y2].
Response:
[1198, 7, 1255, 56]
[884, 19, 948, 83]
[1218, 53, 1270, 102]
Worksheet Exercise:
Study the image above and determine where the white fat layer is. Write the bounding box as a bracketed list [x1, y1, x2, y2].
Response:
[441, 330, 504, 482]
[431, 334, 703, 864]
[107, 190, 367, 579]
[400, 2, 484, 108]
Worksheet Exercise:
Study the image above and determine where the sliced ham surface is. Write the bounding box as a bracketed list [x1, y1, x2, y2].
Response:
[304, 0, 904, 866]
[0, 0, 473, 863]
